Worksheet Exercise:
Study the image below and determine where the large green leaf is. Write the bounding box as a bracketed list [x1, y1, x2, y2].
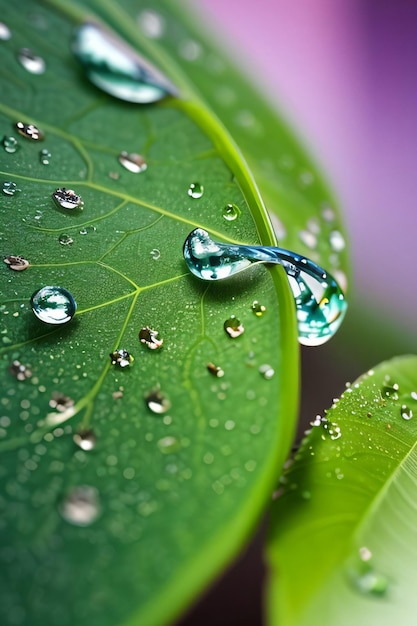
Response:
[0, 1, 301, 625]
[267, 355, 417, 626]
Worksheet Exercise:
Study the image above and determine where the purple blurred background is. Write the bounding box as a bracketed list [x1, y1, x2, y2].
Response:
[178, 1, 417, 624]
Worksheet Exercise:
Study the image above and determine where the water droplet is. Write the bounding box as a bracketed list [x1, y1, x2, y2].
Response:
[52, 187, 83, 210]
[59, 485, 100, 526]
[207, 362, 225, 377]
[145, 389, 171, 414]
[2, 135, 18, 153]
[157, 435, 180, 454]
[79, 225, 96, 235]
[183, 228, 347, 346]
[381, 377, 399, 400]
[222, 203, 241, 221]
[298, 229, 317, 249]
[109, 349, 134, 368]
[321, 204, 335, 222]
[30, 286, 77, 325]
[39, 148, 51, 164]
[259, 364, 274, 379]
[17, 48, 45, 74]
[137, 9, 165, 39]
[3, 255, 29, 271]
[400, 404, 413, 420]
[73, 429, 97, 450]
[118, 151, 147, 173]
[72, 22, 177, 103]
[9, 360, 32, 380]
[150, 248, 160, 260]
[139, 326, 163, 349]
[178, 39, 201, 61]
[49, 392, 74, 412]
[329, 230, 346, 252]
[224, 315, 244, 338]
[187, 182, 204, 199]
[58, 233, 74, 246]
[251, 300, 266, 317]
[348, 557, 388, 597]
[15, 121, 44, 141]
[0, 22, 11, 40]
[2, 181, 20, 196]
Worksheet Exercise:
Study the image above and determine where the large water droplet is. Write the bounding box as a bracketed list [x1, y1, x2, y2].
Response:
[0, 22, 11, 40]
[4, 255, 29, 271]
[79, 225, 96, 235]
[73, 429, 97, 450]
[188, 182, 204, 199]
[39, 148, 51, 164]
[145, 389, 171, 413]
[72, 22, 177, 103]
[381, 376, 399, 400]
[183, 228, 347, 346]
[15, 121, 44, 141]
[59, 485, 100, 526]
[400, 404, 413, 420]
[224, 315, 244, 338]
[2, 181, 20, 196]
[139, 326, 163, 349]
[53, 187, 83, 210]
[30, 286, 77, 325]
[109, 349, 134, 368]
[17, 48, 45, 74]
[118, 151, 147, 173]
[2, 135, 18, 153]
[222, 203, 241, 222]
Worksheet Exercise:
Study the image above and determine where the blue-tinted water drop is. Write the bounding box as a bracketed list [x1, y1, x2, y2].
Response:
[53, 188, 83, 210]
[72, 22, 177, 103]
[183, 228, 347, 346]
[30, 286, 77, 324]
[0, 22, 11, 40]
[2, 135, 18, 153]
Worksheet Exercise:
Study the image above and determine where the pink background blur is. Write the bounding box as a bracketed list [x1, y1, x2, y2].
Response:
[197, 0, 417, 334]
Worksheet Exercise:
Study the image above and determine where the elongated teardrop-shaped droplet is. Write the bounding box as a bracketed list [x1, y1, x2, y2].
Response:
[30, 286, 77, 325]
[72, 22, 177, 103]
[183, 228, 347, 346]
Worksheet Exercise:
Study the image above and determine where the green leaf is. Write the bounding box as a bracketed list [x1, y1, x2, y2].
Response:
[0, 1, 302, 625]
[267, 355, 417, 626]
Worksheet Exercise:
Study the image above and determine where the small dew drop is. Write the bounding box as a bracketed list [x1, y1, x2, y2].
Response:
[207, 362, 225, 378]
[2, 181, 20, 196]
[2, 135, 18, 153]
[145, 389, 171, 414]
[73, 429, 97, 451]
[381, 377, 399, 400]
[30, 286, 77, 325]
[49, 392, 74, 412]
[224, 316, 244, 338]
[298, 229, 317, 249]
[259, 364, 274, 380]
[58, 233, 74, 246]
[150, 248, 160, 260]
[0, 22, 11, 40]
[15, 121, 44, 141]
[321, 204, 335, 222]
[157, 435, 181, 454]
[118, 151, 147, 173]
[17, 48, 45, 74]
[139, 326, 163, 350]
[9, 360, 32, 381]
[109, 349, 134, 368]
[329, 230, 346, 252]
[188, 182, 204, 199]
[79, 225, 96, 235]
[251, 300, 266, 317]
[4, 255, 29, 271]
[39, 148, 51, 164]
[59, 485, 100, 526]
[222, 203, 241, 222]
[53, 188, 83, 210]
[138, 10, 165, 39]
[400, 404, 413, 420]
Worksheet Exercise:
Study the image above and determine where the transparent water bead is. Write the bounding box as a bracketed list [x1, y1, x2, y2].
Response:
[183, 228, 347, 346]
[2, 135, 18, 153]
[15, 121, 44, 141]
[0, 22, 11, 40]
[222, 203, 241, 221]
[30, 286, 77, 325]
[72, 22, 177, 103]
[39, 148, 51, 164]
[118, 151, 147, 173]
[188, 182, 204, 199]
[2, 181, 20, 196]
[145, 389, 171, 414]
[17, 48, 45, 74]
[59, 485, 100, 527]
[53, 187, 83, 210]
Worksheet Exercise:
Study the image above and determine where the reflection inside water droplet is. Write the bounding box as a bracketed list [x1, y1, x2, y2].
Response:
[145, 389, 171, 413]
[17, 48, 45, 74]
[59, 485, 100, 526]
[222, 203, 241, 221]
[73, 429, 97, 450]
[139, 326, 163, 349]
[2, 135, 18, 153]
[30, 286, 77, 324]
[39, 148, 51, 164]
[188, 182, 204, 199]
[118, 151, 147, 173]
[53, 187, 83, 210]
[224, 315, 244, 338]
[2, 181, 20, 196]
[79, 225, 96, 235]
[58, 234, 74, 246]
[73, 22, 177, 103]
[3, 255, 29, 271]
[15, 121, 44, 141]
[109, 349, 134, 368]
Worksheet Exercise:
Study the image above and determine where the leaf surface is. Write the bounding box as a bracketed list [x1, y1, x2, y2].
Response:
[267, 355, 417, 626]
[0, 1, 301, 625]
